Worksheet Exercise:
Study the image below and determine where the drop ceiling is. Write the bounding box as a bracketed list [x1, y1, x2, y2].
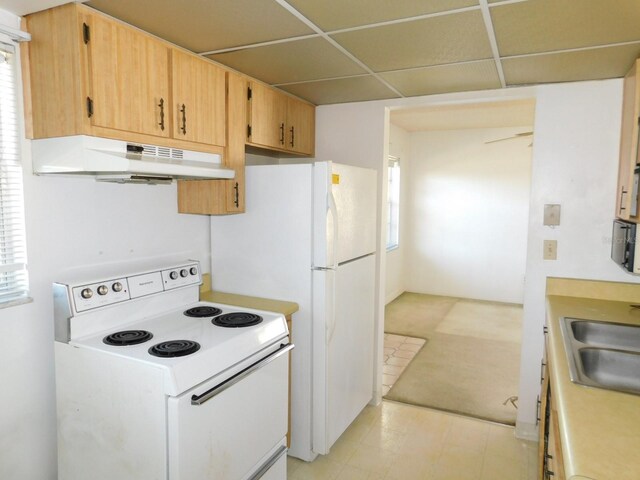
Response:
[20, 0, 640, 105]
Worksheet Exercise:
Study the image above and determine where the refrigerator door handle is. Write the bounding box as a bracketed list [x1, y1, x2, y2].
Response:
[327, 189, 339, 270]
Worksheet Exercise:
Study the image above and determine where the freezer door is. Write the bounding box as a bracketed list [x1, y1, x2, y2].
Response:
[312, 254, 376, 454]
[313, 162, 377, 268]
[332, 163, 377, 264]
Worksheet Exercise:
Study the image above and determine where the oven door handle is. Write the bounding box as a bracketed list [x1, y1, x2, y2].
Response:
[248, 445, 288, 480]
[190, 343, 294, 406]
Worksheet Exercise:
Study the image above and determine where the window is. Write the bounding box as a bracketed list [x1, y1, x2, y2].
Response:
[0, 40, 29, 304]
[386, 156, 400, 250]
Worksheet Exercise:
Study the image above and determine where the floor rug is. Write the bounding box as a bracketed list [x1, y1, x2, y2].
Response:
[384, 293, 522, 425]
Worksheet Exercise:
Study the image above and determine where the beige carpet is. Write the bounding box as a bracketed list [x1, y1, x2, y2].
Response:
[384, 293, 522, 425]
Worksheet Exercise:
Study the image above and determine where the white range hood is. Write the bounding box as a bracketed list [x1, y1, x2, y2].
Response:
[31, 135, 235, 184]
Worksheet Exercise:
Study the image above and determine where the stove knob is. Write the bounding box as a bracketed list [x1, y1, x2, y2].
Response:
[80, 288, 93, 299]
[189, 267, 197, 276]
[112, 282, 123, 293]
[180, 269, 188, 278]
[97, 285, 108, 296]
[169, 271, 178, 280]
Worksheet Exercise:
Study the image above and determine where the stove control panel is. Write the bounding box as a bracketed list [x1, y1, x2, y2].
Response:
[161, 263, 201, 290]
[68, 261, 201, 313]
[72, 277, 130, 313]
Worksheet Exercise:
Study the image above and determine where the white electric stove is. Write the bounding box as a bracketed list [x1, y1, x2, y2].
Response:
[53, 260, 292, 480]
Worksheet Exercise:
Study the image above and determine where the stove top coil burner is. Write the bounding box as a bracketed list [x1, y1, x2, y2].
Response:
[213, 312, 263, 328]
[103, 330, 153, 346]
[184, 306, 223, 318]
[148, 340, 201, 358]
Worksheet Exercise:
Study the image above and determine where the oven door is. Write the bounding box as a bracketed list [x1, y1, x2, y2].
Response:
[167, 341, 292, 480]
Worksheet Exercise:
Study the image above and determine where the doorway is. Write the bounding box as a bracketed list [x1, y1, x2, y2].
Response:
[382, 99, 535, 425]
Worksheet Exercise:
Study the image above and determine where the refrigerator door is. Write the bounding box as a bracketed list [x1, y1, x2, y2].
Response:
[313, 162, 377, 269]
[312, 253, 376, 454]
[332, 163, 377, 264]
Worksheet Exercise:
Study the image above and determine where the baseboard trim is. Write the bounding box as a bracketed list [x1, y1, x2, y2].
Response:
[385, 289, 404, 305]
[515, 420, 538, 441]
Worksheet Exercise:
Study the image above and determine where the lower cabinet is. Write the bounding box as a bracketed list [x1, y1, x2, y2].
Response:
[539, 360, 566, 480]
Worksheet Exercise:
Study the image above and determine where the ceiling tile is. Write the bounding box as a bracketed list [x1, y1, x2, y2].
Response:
[86, 0, 313, 52]
[207, 37, 365, 85]
[491, 0, 640, 56]
[331, 11, 493, 72]
[503, 44, 640, 86]
[286, 0, 479, 31]
[278, 76, 400, 105]
[380, 61, 501, 97]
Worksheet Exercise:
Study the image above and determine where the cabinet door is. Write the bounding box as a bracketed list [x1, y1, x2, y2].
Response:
[248, 82, 287, 149]
[286, 97, 315, 155]
[172, 49, 225, 147]
[177, 72, 245, 215]
[85, 12, 170, 138]
[616, 60, 640, 221]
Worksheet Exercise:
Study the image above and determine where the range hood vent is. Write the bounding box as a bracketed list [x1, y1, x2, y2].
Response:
[31, 135, 234, 183]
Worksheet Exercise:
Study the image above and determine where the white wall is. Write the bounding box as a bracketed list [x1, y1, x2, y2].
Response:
[404, 127, 532, 304]
[385, 123, 410, 304]
[316, 77, 637, 439]
[0, 10, 211, 479]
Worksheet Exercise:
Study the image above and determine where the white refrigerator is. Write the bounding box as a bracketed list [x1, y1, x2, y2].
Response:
[209, 161, 377, 461]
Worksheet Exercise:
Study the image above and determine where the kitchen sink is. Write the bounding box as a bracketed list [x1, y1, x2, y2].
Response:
[579, 348, 640, 394]
[570, 319, 640, 352]
[560, 317, 640, 395]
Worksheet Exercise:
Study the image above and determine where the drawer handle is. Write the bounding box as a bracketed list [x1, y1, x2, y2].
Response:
[248, 445, 287, 480]
[191, 342, 294, 405]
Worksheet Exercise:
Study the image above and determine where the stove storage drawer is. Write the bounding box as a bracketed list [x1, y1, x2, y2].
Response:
[167, 342, 291, 480]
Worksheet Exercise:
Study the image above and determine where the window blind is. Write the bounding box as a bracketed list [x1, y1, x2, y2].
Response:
[0, 40, 29, 303]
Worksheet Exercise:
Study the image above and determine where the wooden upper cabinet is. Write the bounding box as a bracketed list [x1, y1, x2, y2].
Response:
[247, 81, 315, 156]
[286, 97, 315, 155]
[86, 11, 171, 138]
[171, 49, 226, 147]
[178, 72, 246, 215]
[248, 81, 287, 150]
[23, 3, 225, 155]
[616, 59, 640, 221]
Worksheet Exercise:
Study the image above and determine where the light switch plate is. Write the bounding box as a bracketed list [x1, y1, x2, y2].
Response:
[543, 240, 557, 260]
[544, 204, 561, 226]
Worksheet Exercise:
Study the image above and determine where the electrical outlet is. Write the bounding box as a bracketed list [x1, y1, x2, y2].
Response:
[543, 240, 557, 260]
[544, 204, 561, 226]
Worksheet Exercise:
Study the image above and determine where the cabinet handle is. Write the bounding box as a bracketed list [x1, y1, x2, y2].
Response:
[158, 98, 165, 131]
[536, 396, 541, 424]
[180, 104, 187, 135]
[233, 182, 239, 208]
[540, 360, 546, 384]
[620, 186, 628, 213]
[290, 126, 295, 147]
[279, 123, 285, 145]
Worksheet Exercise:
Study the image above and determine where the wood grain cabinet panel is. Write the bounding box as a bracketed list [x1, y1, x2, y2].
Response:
[247, 81, 315, 156]
[87, 11, 171, 138]
[178, 72, 246, 215]
[22, 3, 225, 156]
[248, 81, 287, 150]
[616, 59, 640, 222]
[286, 96, 315, 155]
[171, 49, 226, 147]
